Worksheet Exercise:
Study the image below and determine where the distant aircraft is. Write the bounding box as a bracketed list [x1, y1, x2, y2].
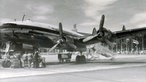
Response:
[0, 15, 146, 67]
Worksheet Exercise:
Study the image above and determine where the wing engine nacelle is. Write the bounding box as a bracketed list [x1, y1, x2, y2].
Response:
[83, 15, 114, 47]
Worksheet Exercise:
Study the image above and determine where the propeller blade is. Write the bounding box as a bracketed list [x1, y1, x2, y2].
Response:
[49, 41, 60, 52]
[59, 22, 63, 38]
[83, 34, 98, 42]
[99, 15, 105, 31]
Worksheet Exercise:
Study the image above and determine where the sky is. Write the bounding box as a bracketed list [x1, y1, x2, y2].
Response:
[0, 0, 146, 33]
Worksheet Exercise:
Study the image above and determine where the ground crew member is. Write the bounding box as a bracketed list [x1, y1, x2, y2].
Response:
[27, 53, 33, 67]
[33, 51, 40, 68]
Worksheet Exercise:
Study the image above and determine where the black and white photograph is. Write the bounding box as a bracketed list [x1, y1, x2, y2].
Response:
[0, 0, 146, 82]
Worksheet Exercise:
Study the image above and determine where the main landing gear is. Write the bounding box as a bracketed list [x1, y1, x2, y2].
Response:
[2, 59, 11, 68]
[75, 52, 86, 63]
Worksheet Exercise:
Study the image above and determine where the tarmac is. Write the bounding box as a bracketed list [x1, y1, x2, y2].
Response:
[0, 54, 146, 79]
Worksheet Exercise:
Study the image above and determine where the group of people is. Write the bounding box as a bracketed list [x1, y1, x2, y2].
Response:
[11, 51, 46, 68]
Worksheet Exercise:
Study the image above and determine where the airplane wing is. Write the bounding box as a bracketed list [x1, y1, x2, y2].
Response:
[113, 27, 146, 39]
[76, 31, 91, 36]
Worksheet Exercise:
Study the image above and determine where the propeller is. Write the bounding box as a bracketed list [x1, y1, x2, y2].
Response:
[49, 22, 77, 52]
[83, 15, 105, 42]
[83, 15, 114, 47]
[49, 22, 64, 52]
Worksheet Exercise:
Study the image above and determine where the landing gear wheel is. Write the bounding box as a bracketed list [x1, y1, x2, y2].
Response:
[2, 60, 11, 68]
[81, 55, 86, 63]
[76, 55, 80, 63]
[75, 55, 86, 63]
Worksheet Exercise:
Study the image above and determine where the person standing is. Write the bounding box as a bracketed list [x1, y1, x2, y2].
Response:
[27, 53, 33, 68]
[33, 51, 40, 68]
